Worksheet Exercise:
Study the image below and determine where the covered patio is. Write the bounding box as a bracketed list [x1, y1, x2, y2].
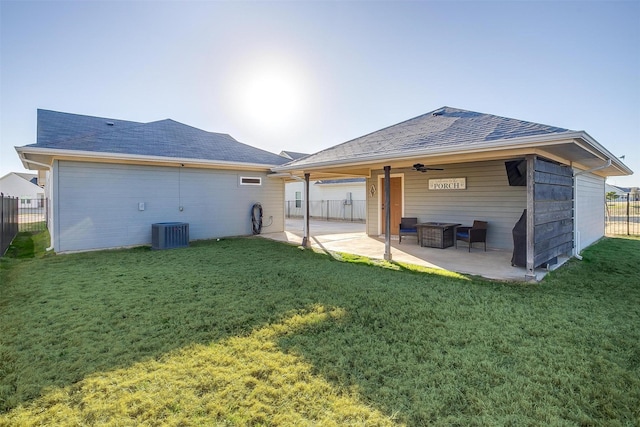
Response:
[262, 219, 561, 282]
[271, 107, 631, 282]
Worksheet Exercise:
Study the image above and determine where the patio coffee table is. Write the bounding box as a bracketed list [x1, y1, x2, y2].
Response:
[416, 222, 461, 249]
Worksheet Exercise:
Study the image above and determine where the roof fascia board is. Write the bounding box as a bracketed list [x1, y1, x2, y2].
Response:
[15, 146, 277, 171]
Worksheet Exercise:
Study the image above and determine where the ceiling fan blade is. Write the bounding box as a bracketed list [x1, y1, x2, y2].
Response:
[412, 163, 444, 172]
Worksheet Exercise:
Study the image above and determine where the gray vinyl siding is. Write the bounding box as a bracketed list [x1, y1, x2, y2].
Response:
[54, 161, 284, 252]
[367, 160, 527, 250]
[575, 172, 605, 252]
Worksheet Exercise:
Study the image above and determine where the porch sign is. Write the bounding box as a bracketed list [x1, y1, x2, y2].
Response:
[428, 177, 466, 190]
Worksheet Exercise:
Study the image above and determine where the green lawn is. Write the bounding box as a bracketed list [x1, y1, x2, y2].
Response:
[1, 232, 639, 426]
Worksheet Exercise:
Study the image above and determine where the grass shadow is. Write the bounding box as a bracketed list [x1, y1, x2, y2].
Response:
[2, 305, 399, 425]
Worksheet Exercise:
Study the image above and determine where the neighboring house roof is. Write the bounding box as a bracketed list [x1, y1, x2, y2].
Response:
[0, 172, 37, 182]
[279, 150, 309, 160]
[13, 172, 38, 184]
[274, 106, 632, 178]
[18, 110, 289, 169]
[0, 172, 44, 197]
[314, 178, 366, 185]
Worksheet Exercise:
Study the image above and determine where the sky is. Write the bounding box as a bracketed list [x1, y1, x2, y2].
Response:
[1, 0, 639, 187]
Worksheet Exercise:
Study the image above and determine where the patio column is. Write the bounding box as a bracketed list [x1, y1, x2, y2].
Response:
[302, 172, 311, 248]
[384, 165, 392, 260]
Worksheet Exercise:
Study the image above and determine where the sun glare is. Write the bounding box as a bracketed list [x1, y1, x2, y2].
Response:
[230, 57, 308, 133]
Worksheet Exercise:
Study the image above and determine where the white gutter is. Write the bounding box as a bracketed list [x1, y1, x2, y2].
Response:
[576, 132, 632, 175]
[574, 158, 611, 177]
[15, 146, 283, 171]
[573, 159, 612, 260]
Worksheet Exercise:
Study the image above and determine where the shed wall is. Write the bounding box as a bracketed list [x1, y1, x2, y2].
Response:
[531, 157, 574, 267]
[54, 161, 284, 252]
[575, 172, 605, 252]
[366, 160, 527, 250]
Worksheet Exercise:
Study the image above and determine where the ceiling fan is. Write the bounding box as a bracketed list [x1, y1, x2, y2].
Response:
[412, 163, 444, 173]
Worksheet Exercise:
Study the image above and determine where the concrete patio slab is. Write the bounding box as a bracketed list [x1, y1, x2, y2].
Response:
[261, 219, 565, 282]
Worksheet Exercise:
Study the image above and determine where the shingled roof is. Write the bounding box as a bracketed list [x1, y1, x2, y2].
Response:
[27, 110, 289, 166]
[278, 106, 573, 169]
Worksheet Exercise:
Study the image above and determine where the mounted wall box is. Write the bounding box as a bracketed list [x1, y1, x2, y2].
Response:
[152, 222, 189, 250]
[138, 202, 145, 211]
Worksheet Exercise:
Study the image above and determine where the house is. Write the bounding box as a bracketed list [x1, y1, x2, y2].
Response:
[605, 183, 627, 199]
[605, 183, 639, 201]
[285, 177, 367, 221]
[273, 106, 633, 279]
[280, 150, 366, 220]
[16, 110, 289, 253]
[0, 172, 45, 208]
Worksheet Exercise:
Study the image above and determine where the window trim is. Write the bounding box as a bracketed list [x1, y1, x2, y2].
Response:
[240, 176, 262, 186]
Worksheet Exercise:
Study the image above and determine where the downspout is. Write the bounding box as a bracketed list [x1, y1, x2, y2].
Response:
[572, 159, 611, 260]
[19, 158, 55, 251]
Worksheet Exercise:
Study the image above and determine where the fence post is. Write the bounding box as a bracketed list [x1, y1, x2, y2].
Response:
[627, 193, 630, 236]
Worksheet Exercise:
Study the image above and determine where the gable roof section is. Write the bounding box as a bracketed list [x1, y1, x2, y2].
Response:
[281, 107, 572, 168]
[20, 109, 288, 167]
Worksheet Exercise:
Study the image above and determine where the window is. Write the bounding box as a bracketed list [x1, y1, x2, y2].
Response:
[240, 176, 262, 186]
[295, 191, 302, 208]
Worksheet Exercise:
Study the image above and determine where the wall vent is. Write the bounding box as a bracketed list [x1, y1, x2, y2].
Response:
[152, 222, 189, 250]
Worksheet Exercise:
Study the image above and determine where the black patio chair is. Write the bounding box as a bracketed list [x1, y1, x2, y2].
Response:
[399, 217, 418, 244]
[455, 220, 488, 252]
